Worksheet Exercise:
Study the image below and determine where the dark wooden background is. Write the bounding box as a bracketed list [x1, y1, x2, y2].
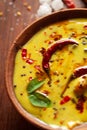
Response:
[0, 0, 86, 130]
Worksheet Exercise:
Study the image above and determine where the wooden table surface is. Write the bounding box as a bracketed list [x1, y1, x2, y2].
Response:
[0, 0, 87, 130]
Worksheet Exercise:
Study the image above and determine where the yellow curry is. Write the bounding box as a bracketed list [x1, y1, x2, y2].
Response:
[13, 18, 87, 129]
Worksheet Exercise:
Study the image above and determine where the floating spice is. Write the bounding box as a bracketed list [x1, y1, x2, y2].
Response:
[60, 96, 71, 105]
[76, 95, 86, 113]
[21, 48, 27, 59]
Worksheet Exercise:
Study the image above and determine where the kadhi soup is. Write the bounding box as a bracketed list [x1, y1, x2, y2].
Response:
[6, 9, 87, 130]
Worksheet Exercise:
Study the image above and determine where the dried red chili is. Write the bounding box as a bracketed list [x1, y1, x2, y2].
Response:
[21, 49, 35, 64]
[42, 39, 78, 74]
[63, 0, 76, 8]
[73, 66, 87, 79]
[26, 58, 34, 64]
[84, 25, 87, 30]
[29, 77, 33, 81]
[60, 96, 71, 105]
[61, 66, 87, 97]
[76, 96, 86, 113]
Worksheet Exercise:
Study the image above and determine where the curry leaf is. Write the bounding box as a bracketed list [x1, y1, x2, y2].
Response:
[27, 78, 45, 94]
[29, 92, 51, 107]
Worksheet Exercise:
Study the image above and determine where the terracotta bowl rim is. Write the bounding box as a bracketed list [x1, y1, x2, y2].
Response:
[5, 8, 87, 130]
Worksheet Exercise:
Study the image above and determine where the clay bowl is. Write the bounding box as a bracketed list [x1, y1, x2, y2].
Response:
[5, 8, 87, 130]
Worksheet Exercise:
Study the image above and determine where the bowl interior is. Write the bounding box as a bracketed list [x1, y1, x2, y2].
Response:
[5, 8, 87, 130]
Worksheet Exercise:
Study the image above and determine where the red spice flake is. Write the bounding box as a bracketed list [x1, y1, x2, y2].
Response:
[34, 65, 42, 72]
[35, 71, 44, 79]
[50, 32, 57, 38]
[44, 40, 49, 43]
[26, 58, 34, 64]
[60, 120, 64, 125]
[54, 35, 62, 41]
[76, 96, 86, 113]
[48, 40, 53, 44]
[38, 77, 44, 82]
[53, 111, 58, 119]
[43, 108, 47, 111]
[53, 71, 59, 76]
[29, 77, 33, 81]
[83, 25, 87, 30]
[44, 39, 54, 44]
[21, 49, 27, 59]
[21, 49, 35, 64]
[54, 37, 59, 41]
[60, 96, 71, 105]
[43, 90, 50, 95]
[70, 32, 77, 38]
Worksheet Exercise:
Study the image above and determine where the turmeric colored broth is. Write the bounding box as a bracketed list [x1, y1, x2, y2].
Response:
[13, 18, 87, 129]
